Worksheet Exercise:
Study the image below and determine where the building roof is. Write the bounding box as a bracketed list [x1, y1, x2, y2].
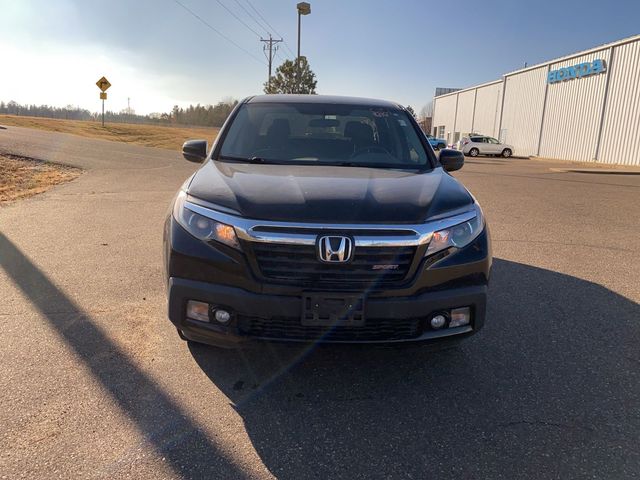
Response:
[433, 33, 640, 99]
[504, 32, 640, 77]
[434, 79, 503, 99]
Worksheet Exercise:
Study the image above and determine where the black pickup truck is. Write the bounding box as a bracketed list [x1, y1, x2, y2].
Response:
[164, 94, 491, 348]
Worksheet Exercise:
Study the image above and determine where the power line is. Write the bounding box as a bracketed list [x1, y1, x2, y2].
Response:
[225, 0, 295, 67]
[281, 42, 296, 59]
[243, 0, 280, 36]
[243, 0, 296, 57]
[213, 0, 261, 38]
[171, 0, 266, 65]
[232, 0, 270, 36]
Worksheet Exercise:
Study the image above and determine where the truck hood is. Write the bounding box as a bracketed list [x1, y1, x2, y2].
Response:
[186, 161, 474, 224]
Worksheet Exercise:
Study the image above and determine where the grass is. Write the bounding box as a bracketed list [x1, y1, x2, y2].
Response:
[0, 115, 220, 151]
[0, 154, 82, 204]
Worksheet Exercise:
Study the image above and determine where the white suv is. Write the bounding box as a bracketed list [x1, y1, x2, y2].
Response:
[460, 135, 513, 158]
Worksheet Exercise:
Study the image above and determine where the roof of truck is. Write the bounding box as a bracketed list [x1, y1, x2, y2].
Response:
[246, 94, 402, 108]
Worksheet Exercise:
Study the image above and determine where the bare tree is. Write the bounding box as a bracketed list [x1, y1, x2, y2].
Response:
[419, 101, 433, 119]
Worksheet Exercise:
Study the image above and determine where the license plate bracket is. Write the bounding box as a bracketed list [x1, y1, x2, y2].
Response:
[301, 293, 365, 327]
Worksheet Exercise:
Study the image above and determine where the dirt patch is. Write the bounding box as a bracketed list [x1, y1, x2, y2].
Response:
[0, 154, 82, 204]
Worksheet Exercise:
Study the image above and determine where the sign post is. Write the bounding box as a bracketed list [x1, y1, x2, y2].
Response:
[96, 76, 112, 127]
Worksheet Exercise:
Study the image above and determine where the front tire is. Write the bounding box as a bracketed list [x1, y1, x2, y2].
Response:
[438, 143, 446, 150]
[469, 148, 479, 157]
[502, 148, 512, 158]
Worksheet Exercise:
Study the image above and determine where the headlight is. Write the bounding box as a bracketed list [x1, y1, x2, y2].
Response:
[173, 191, 240, 249]
[425, 204, 484, 256]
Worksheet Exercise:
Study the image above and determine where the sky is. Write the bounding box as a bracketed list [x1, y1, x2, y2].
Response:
[1, 0, 639, 115]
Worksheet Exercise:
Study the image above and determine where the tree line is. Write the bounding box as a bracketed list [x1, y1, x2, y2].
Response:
[169, 101, 237, 127]
[0, 100, 238, 128]
[0, 101, 95, 121]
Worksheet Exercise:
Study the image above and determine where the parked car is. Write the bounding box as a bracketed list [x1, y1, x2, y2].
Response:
[426, 134, 447, 150]
[164, 94, 491, 348]
[460, 135, 514, 158]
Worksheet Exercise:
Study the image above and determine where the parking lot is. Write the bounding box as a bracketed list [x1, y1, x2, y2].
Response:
[1, 125, 639, 479]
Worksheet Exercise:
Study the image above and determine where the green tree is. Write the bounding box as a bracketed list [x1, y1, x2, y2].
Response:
[264, 57, 317, 94]
[406, 105, 417, 118]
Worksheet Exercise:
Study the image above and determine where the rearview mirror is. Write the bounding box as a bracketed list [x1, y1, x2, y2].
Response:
[439, 149, 464, 172]
[182, 140, 207, 163]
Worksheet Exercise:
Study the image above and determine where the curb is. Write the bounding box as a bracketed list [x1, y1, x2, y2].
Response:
[549, 168, 640, 175]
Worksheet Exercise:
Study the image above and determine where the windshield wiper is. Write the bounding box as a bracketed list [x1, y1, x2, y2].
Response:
[218, 155, 270, 164]
[324, 161, 410, 169]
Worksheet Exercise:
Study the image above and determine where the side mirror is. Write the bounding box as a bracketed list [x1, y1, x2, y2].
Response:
[182, 140, 207, 163]
[439, 148, 464, 172]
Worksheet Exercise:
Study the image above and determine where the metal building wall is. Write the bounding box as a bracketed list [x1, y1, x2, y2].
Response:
[471, 81, 502, 137]
[432, 93, 458, 143]
[539, 49, 611, 161]
[598, 40, 640, 166]
[454, 89, 476, 135]
[500, 67, 547, 156]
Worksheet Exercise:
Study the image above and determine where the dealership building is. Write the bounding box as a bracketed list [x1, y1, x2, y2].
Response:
[432, 34, 640, 166]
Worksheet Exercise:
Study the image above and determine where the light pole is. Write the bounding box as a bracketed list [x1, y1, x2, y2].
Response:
[296, 2, 311, 93]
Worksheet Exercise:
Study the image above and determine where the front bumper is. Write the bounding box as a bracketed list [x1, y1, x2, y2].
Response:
[168, 277, 487, 348]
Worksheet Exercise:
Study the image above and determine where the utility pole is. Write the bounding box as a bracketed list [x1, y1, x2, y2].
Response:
[260, 34, 283, 92]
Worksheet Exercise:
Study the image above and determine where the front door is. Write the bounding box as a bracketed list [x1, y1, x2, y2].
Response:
[486, 137, 501, 154]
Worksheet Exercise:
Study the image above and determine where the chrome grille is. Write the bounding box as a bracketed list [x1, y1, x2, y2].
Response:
[250, 243, 416, 285]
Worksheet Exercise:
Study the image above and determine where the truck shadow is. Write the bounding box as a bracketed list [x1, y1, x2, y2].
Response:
[0, 232, 247, 479]
[189, 258, 640, 479]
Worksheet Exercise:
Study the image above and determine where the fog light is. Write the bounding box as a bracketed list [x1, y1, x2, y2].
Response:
[430, 314, 447, 330]
[213, 309, 232, 325]
[449, 307, 471, 328]
[186, 300, 210, 322]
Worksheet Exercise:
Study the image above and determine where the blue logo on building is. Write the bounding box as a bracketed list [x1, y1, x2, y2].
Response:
[547, 59, 607, 84]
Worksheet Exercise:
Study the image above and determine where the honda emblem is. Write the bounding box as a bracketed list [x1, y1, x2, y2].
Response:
[318, 236, 353, 263]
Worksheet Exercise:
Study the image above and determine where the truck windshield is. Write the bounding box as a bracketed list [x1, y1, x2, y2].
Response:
[218, 102, 432, 169]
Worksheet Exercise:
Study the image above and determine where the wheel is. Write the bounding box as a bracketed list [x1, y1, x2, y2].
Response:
[502, 148, 512, 158]
[469, 148, 479, 157]
[438, 143, 446, 150]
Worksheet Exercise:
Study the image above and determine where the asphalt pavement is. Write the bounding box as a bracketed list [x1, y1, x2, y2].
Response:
[0, 125, 639, 479]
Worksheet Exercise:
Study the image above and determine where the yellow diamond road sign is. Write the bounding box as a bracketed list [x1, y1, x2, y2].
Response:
[96, 76, 111, 92]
